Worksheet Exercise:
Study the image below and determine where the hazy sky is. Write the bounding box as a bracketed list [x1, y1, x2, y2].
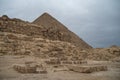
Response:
[0, 0, 120, 48]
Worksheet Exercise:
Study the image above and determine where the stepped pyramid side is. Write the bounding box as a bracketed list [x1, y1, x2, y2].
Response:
[33, 13, 92, 49]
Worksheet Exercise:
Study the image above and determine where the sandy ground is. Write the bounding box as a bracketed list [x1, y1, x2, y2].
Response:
[0, 55, 120, 80]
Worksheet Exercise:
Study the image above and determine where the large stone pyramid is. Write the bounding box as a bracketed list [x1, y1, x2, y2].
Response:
[33, 13, 92, 49]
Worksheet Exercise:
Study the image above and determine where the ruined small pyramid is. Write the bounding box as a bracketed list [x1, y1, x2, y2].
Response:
[33, 13, 92, 49]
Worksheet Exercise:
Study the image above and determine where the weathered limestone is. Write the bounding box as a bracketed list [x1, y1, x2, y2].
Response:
[45, 58, 60, 65]
[13, 61, 47, 73]
[68, 65, 107, 73]
[13, 64, 37, 73]
[61, 60, 87, 65]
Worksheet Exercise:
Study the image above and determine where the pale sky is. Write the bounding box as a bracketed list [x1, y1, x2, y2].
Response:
[0, 0, 120, 48]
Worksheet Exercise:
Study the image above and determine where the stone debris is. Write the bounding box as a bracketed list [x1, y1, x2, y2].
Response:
[13, 64, 37, 73]
[0, 31, 120, 61]
[61, 60, 87, 65]
[45, 58, 60, 65]
[13, 61, 47, 74]
[67, 65, 107, 73]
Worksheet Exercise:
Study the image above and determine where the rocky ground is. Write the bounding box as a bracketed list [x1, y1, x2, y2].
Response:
[0, 55, 120, 80]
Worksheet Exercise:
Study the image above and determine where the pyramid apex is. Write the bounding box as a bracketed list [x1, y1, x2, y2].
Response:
[33, 12, 55, 25]
[41, 12, 51, 16]
[43, 12, 49, 15]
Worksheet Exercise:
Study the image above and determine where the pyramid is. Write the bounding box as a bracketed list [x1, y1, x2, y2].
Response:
[33, 13, 92, 49]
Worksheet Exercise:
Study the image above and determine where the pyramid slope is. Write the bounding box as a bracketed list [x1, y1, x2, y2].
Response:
[33, 13, 92, 49]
